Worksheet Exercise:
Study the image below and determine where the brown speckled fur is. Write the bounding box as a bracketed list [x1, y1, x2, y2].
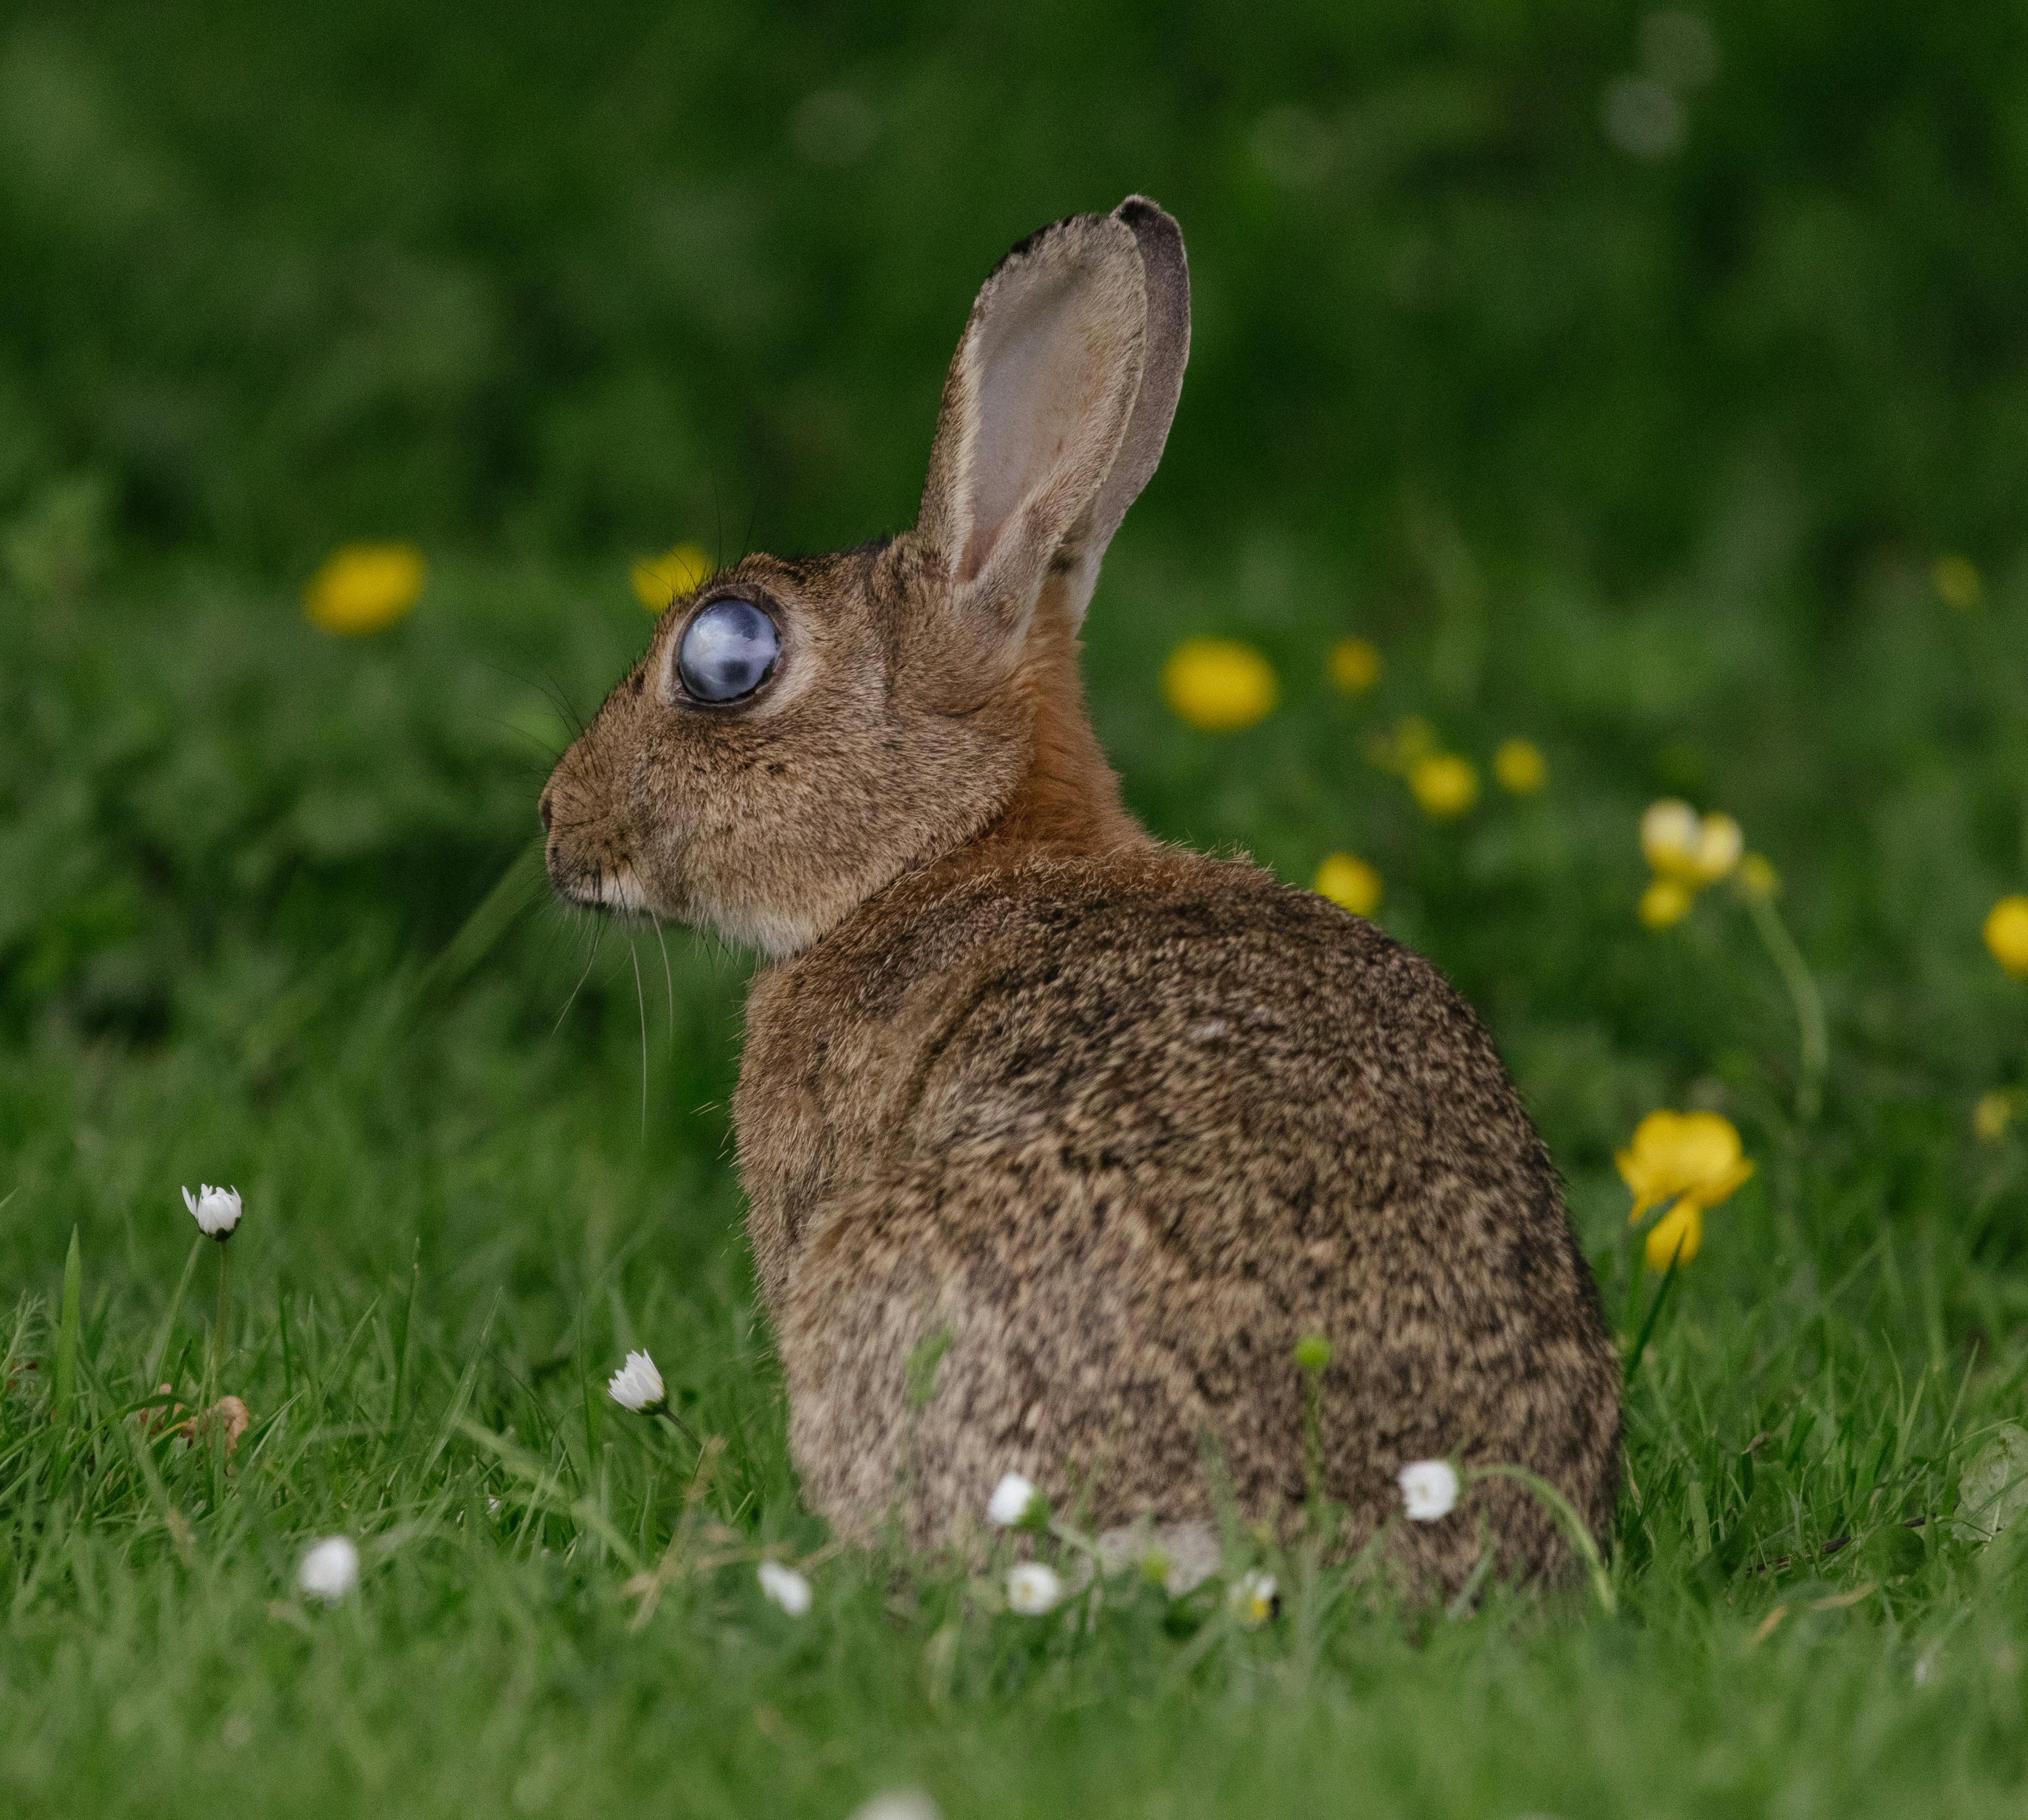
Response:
[542, 199, 1622, 1594]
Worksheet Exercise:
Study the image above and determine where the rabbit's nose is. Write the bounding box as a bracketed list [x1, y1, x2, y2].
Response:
[539, 789, 554, 832]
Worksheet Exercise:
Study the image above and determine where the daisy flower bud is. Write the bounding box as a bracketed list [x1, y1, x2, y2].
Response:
[756, 1560, 813, 1617]
[1292, 1332, 1333, 1374]
[298, 1535, 361, 1603]
[1229, 1569, 1279, 1628]
[987, 1471, 1042, 1528]
[181, 1184, 242, 1239]
[1398, 1458, 1461, 1521]
[606, 1349, 666, 1413]
[1006, 1562, 1065, 1615]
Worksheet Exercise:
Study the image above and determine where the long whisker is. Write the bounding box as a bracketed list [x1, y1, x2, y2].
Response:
[630, 937, 649, 1142]
[554, 921, 605, 1035]
[652, 917, 677, 1061]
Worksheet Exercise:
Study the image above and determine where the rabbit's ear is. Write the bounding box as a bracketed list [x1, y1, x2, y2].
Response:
[1055, 198, 1191, 627]
[917, 209, 1151, 647]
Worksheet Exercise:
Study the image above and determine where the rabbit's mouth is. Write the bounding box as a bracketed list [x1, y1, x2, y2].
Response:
[548, 853, 651, 920]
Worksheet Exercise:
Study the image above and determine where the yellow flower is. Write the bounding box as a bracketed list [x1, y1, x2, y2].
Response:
[1617, 1110, 1755, 1227]
[1934, 554, 1984, 610]
[1690, 813, 1743, 883]
[1230, 1569, 1278, 1628]
[631, 543, 712, 612]
[1643, 1201, 1702, 1271]
[1493, 738, 1547, 795]
[1973, 1091, 2018, 1144]
[1328, 637, 1382, 694]
[1639, 877, 1694, 929]
[1986, 896, 2028, 978]
[303, 543, 426, 635]
[1737, 853, 1781, 900]
[1640, 800, 1701, 879]
[1312, 853, 1382, 917]
[1162, 638, 1279, 732]
[1408, 753, 1478, 819]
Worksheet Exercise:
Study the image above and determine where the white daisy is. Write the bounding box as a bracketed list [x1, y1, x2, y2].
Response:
[298, 1535, 360, 1603]
[1398, 1458, 1461, 1521]
[181, 1184, 243, 1239]
[986, 1471, 1040, 1528]
[606, 1350, 666, 1413]
[1006, 1561, 1065, 1615]
[756, 1559, 812, 1617]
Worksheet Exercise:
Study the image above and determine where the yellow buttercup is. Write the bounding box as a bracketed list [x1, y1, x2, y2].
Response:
[1617, 1109, 1755, 1269]
[1162, 637, 1279, 733]
[304, 543, 426, 635]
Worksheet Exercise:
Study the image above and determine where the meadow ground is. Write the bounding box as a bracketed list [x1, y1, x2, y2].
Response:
[7, 6, 2028, 1817]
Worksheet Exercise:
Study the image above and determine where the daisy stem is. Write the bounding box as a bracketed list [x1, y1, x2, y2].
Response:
[1744, 889, 1828, 1125]
[211, 1240, 230, 1397]
[1467, 1462, 1616, 1618]
[653, 1405, 700, 1448]
[1300, 1367, 1326, 1515]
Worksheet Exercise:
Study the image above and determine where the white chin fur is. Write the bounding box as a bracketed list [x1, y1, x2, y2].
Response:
[701, 899, 831, 961]
[583, 867, 649, 917]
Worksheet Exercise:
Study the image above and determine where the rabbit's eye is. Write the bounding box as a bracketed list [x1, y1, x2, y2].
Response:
[676, 598, 779, 703]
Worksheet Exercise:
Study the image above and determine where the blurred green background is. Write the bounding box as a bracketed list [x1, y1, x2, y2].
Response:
[9, 2, 2028, 571]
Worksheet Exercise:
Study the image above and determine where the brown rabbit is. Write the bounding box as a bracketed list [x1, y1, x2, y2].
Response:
[541, 198, 1621, 1593]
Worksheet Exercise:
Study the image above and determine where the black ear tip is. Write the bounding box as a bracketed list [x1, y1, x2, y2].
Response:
[1114, 194, 1176, 232]
[1113, 196, 1185, 268]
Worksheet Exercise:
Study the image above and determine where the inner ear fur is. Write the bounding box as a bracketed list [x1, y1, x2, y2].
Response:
[916, 207, 1156, 647]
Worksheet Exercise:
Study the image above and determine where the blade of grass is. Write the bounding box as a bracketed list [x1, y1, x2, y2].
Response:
[144, 1238, 208, 1390]
[455, 1416, 644, 1572]
[1625, 1244, 1686, 1383]
[50, 1227, 81, 1430]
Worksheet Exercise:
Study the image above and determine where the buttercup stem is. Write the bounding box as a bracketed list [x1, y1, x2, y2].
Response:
[1744, 890, 1828, 1124]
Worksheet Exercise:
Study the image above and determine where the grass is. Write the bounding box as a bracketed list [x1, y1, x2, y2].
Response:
[7, 5, 2028, 1817]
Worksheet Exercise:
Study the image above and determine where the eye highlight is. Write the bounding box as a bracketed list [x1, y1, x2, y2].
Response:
[676, 598, 780, 704]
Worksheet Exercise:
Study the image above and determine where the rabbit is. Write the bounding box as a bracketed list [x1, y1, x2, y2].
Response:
[540, 197, 1622, 1595]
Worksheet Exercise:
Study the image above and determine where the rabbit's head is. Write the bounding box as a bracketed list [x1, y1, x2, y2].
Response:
[541, 197, 1190, 956]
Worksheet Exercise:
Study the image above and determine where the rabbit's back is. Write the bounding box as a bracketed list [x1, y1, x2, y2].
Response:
[738, 847, 1621, 1589]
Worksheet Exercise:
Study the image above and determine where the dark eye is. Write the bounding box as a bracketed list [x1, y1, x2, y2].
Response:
[676, 598, 779, 703]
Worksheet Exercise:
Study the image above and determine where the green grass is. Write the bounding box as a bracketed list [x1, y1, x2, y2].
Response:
[7, 5, 2028, 1817]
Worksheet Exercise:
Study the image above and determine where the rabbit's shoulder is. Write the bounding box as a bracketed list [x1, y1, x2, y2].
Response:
[901, 852, 1533, 1160]
[743, 845, 1535, 1188]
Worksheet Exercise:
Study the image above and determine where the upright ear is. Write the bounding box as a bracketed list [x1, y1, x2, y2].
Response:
[1056, 198, 1191, 626]
[917, 200, 1189, 649]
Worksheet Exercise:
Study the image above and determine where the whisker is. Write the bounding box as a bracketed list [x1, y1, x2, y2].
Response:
[630, 937, 649, 1142]
[652, 916, 677, 1061]
[553, 921, 606, 1035]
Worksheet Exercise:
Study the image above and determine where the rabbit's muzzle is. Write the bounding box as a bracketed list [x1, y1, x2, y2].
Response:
[540, 773, 650, 918]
